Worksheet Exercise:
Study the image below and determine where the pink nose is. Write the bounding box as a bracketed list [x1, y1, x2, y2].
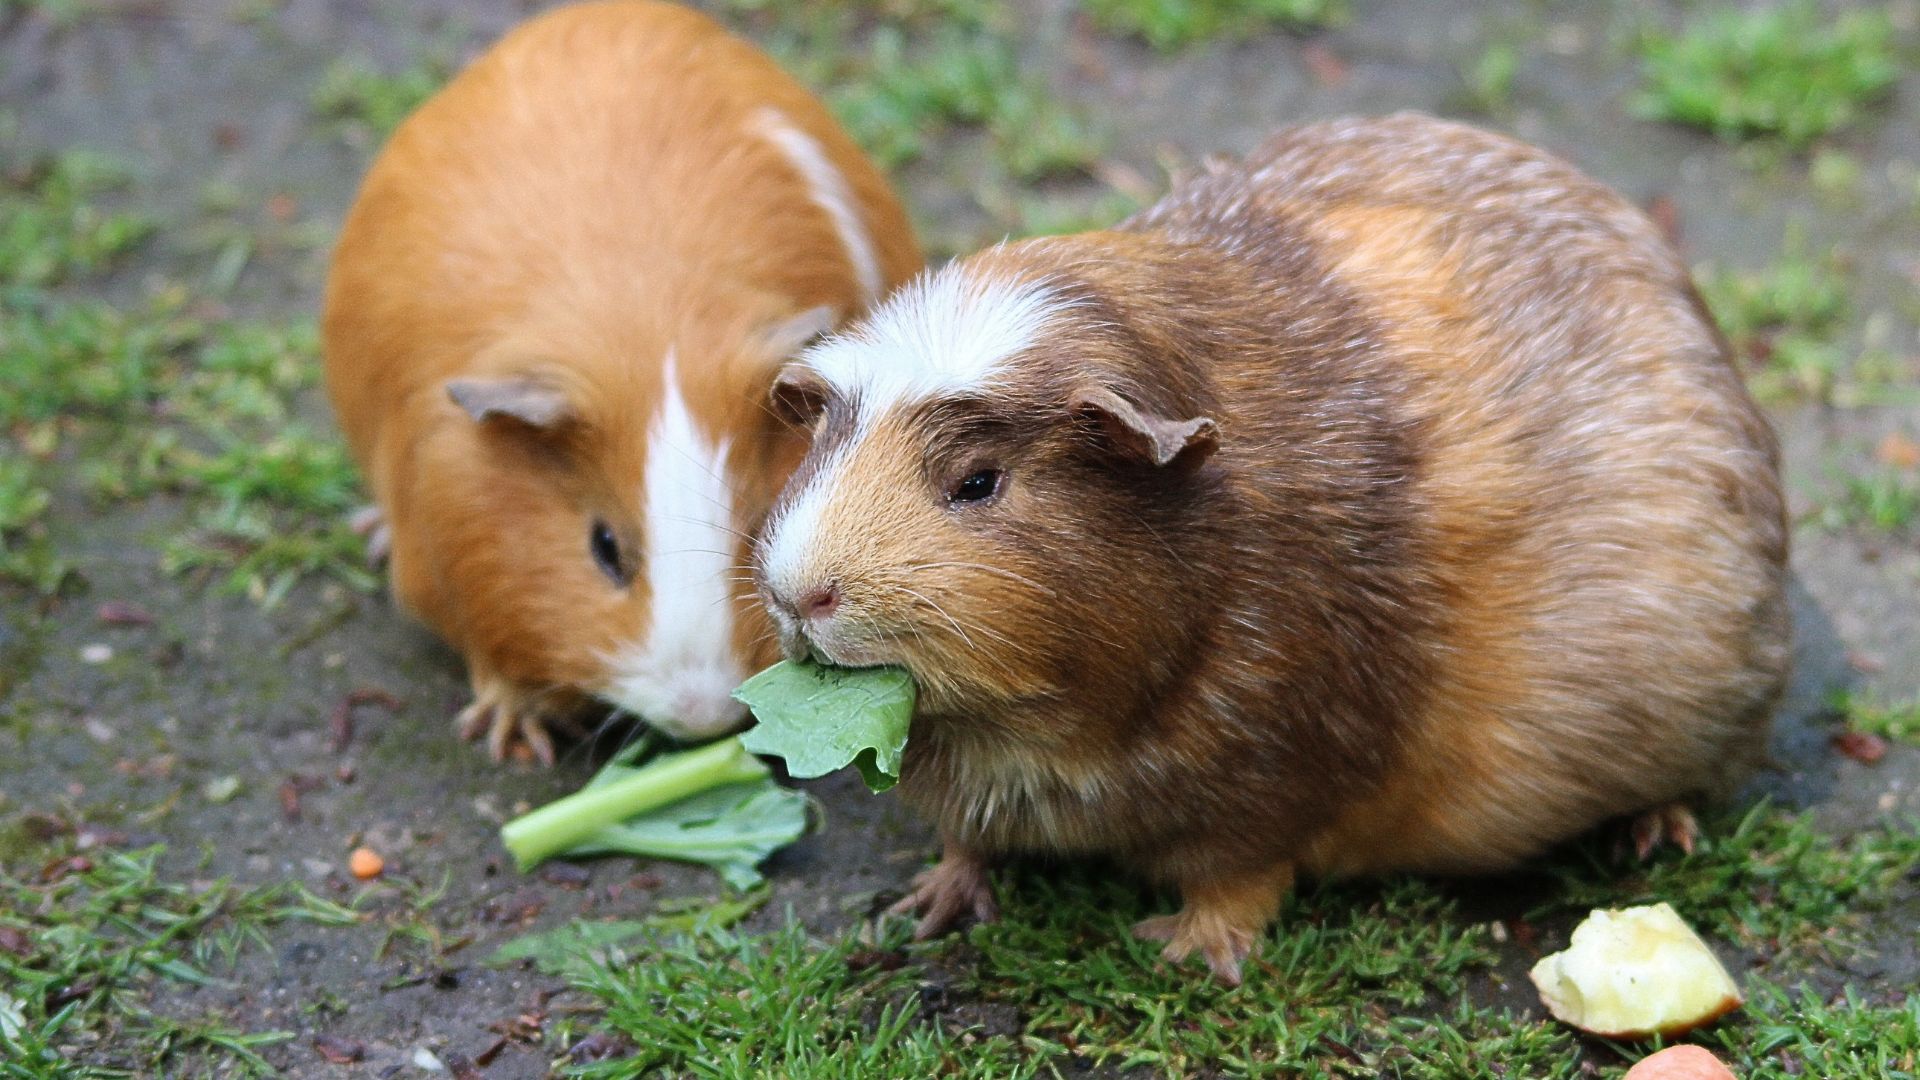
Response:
[798, 584, 840, 621]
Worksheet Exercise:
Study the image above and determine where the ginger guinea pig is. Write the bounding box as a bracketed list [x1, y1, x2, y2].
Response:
[754, 113, 1788, 984]
[322, 1, 921, 762]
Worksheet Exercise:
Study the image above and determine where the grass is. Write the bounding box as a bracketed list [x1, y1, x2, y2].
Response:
[1635, 2, 1898, 148]
[0, 150, 153, 289]
[0, 459, 50, 537]
[1456, 39, 1520, 115]
[829, 21, 1102, 180]
[835, 19, 1103, 182]
[310, 54, 450, 143]
[1695, 240, 1862, 405]
[1706, 985, 1920, 1079]
[1545, 802, 1920, 960]
[548, 799, 1920, 1077]
[565, 922, 1020, 1078]
[0, 843, 358, 1077]
[0, 145, 373, 602]
[1083, 0, 1346, 52]
[721, 0, 1109, 250]
[1837, 693, 1920, 745]
[1821, 467, 1920, 536]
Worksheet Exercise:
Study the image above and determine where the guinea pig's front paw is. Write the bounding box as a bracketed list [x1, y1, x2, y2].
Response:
[884, 843, 998, 940]
[454, 682, 582, 766]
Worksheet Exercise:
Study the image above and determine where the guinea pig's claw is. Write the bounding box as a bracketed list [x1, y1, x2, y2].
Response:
[455, 699, 558, 767]
[348, 505, 392, 567]
[1628, 803, 1700, 861]
[885, 850, 998, 940]
[1133, 911, 1254, 987]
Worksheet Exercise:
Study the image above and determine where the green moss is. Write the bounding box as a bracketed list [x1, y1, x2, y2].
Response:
[1635, 3, 1897, 148]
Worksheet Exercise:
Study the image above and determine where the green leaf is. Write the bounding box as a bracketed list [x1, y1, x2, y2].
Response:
[566, 782, 810, 890]
[733, 660, 916, 792]
[487, 919, 660, 978]
[486, 887, 770, 978]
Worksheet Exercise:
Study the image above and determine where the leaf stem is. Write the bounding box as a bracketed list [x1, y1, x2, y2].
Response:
[500, 737, 768, 871]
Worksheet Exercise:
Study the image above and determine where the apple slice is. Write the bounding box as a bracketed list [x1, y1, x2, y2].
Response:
[1623, 1045, 1739, 1080]
[1529, 903, 1743, 1039]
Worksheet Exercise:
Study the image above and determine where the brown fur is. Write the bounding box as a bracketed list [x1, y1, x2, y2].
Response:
[322, 1, 921, 757]
[759, 114, 1787, 983]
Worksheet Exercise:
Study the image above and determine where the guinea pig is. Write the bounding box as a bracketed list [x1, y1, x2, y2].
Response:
[754, 113, 1788, 984]
[322, 1, 922, 762]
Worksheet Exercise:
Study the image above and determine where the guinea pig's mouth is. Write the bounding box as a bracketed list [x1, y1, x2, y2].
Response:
[776, 614, 893, 671]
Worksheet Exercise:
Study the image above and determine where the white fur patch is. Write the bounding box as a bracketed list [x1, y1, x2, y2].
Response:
[758, 266, 1065, 611]
[752, 107, 883, 304]
[602, 352, 749, 740]
[756, 439, 852, 622]
[799, 264, 1065, 422]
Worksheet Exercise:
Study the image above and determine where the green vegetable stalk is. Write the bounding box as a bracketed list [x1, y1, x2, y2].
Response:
[497, 660, 915, 887]
[500, 737, 768, 871]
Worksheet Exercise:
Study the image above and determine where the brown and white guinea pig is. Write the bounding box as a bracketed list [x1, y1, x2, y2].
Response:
[322, 1, 921, 763]
[753, 113, 1789, 984]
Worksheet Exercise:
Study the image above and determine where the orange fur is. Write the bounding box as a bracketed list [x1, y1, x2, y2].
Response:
[323, 1, 921, 758]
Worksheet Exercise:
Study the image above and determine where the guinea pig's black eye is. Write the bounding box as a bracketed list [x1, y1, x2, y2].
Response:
[946, 468, 1005, 506]
[589, 520, 630, 586]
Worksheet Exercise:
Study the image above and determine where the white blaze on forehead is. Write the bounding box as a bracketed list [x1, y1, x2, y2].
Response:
[751, 107, 883, 304]
[799, 264, 1065, 422]
[757, 266, 1065, 601]
[602, 352, 748, 740]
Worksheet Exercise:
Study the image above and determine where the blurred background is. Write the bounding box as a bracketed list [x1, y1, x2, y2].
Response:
[2, 2, 1918, 1077]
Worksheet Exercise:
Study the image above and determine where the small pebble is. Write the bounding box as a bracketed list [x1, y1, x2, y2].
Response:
[203, 776, 243, 804]
[80, 644, 113, 664]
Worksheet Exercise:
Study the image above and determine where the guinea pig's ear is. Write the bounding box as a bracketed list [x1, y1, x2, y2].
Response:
[445, 377, 575, 430]
[769, 363, 830, 428]
[1071, 387, 1218, 469]
[759, 305, 839, 361]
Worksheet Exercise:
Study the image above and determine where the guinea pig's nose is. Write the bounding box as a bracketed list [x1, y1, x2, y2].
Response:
[798, 583, 840, 621]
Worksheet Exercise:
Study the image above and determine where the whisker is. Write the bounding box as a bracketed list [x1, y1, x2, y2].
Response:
[896, 587, 975, 650]
[900, 561, 1059, 596]
[662, 514, 756, 545]
[661, 439, 749, 500]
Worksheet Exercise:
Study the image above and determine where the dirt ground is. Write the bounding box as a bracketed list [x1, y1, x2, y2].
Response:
[3, 1, 1919, 1076]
